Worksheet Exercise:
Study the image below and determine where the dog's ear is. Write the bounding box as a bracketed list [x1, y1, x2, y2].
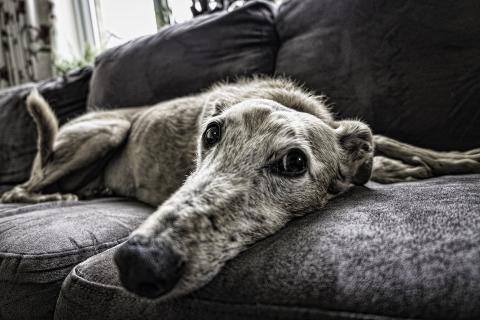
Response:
[328, 120, 374, 196]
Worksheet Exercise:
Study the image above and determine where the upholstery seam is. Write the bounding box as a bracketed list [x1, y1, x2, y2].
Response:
[0, 237, 127, 258]
[0, 197, 132, 218]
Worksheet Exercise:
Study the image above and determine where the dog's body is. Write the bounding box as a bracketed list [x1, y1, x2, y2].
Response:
[2, 78, 479, 300]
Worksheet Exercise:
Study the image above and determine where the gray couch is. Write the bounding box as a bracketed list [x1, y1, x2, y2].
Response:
[1, 1, 479, 319]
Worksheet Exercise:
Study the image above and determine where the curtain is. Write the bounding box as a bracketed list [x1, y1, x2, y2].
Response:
[0, 0, 54, 89]
[154, 0, 171, 27]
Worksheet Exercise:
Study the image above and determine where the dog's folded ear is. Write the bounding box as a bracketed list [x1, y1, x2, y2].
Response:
[199, 93, 233, 128]
[329, 120, 374, 196]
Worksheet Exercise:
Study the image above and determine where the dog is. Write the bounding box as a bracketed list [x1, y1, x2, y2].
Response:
[1, 77, 479, 300]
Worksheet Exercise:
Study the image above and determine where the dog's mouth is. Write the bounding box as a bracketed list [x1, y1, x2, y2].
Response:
[114, 235, 186, 299]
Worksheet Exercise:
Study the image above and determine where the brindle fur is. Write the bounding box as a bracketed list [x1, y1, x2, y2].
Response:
[1, 78, 479, 299]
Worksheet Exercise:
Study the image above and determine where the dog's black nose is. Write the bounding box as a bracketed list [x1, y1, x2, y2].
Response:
[114, 235, 184, 298]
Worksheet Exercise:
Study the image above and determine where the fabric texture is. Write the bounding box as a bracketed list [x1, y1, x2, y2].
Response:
[55, 175, 480, 320]
[0, 67, 92, 188]
[87, 1, 278, 111]
[0, 198, 153, 320]
[0, 1, 479, 319]
[275, 0, 480, 151]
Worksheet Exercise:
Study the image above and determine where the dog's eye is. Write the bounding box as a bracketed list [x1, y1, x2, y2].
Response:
[270, 149, 307, 177]
[203, 122, 221, 147]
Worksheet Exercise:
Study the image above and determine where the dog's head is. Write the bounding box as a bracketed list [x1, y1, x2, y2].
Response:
[114, 97, 373, 300]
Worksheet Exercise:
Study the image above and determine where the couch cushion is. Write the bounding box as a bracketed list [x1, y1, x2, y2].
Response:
[0, 67, 92, 188]
[275, 0, 480, 151]
[55, 175, 480, 320]
[0, 198, 153, 320]
[87, 1, 278, 111]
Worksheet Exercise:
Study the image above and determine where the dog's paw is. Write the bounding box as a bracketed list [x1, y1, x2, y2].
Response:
[0, 186, 27, 203]
[59, 193, 79, 202]
[0, 187, 78, 203]
[34, 192, 78, 202]
[335, 120, 374, 186]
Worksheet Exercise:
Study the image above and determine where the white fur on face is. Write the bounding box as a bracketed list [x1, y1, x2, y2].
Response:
[133, 99, 345, 299]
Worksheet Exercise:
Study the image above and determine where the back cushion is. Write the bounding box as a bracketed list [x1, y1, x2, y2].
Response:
[87, 1, 278, 110]
[275, 0, 480, 150]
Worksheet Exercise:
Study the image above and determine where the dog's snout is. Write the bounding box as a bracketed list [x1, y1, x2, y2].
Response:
[114, 235, 184, 298]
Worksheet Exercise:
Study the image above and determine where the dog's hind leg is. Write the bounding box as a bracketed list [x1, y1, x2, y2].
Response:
[371, 135, 480, 183]
[0, 90, 131, 203]
[371, 156, 433, 183]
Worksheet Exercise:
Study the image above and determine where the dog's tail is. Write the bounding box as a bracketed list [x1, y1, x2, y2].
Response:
[26, 89, 59, 166]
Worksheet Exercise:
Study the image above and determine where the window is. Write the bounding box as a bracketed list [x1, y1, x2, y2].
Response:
[53, 0, 193, 67]
[95, 0, 159, 49]
[169, 0, 194, 24]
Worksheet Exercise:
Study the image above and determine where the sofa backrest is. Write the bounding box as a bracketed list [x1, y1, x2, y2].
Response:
[275, 0, 480, 150]
[87, 1, 278, 110]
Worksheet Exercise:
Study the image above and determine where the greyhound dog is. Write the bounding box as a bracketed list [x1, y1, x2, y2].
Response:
[1, 78, 479, 300]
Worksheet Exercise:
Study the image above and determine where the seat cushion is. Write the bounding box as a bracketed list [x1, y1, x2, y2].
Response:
[87, 1, 277, 111]
[275, 0, 480, 151]
[54, 175, 480, 320]
[0, 198, 153, 320]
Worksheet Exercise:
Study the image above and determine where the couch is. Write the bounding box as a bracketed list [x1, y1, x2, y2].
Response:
[1, 1, 479, 319]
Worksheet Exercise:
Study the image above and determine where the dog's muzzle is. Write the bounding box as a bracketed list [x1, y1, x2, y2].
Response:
[114, 235, 185, 298]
